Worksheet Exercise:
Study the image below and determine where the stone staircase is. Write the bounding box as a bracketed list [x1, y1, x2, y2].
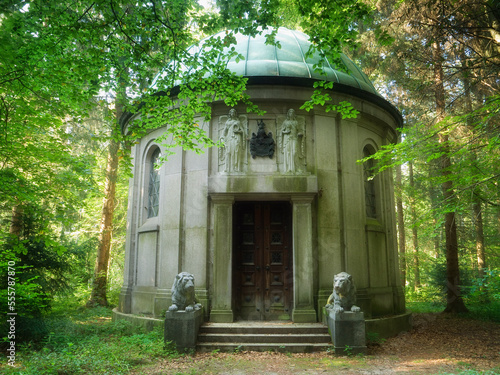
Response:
[197, 322, 332, 353]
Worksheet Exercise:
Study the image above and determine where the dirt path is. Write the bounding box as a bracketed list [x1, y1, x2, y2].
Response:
[133, 313, 500, 374]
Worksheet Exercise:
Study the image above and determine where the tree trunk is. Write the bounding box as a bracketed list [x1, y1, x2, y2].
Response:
[87, 105, 122, 308]
[433, 41, 468, 313]
[473, 201, 486, 277]
[486, 0, 500, 48]
[462, 51, 487, 279]
[428, 172, 441, 258]
[409, 162, 420, 290]
[396, 163, 406, 285]
[10, 205, 23, 236]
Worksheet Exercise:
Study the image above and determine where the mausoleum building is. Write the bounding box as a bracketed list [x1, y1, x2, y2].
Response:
[116, 28, 409, 331]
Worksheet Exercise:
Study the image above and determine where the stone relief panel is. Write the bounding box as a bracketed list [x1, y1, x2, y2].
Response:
[277, 109, 306, 174]
[218, 109, 248, 173]
[249, 119, 275, 159]
[217, 108, 308, 175]
[247, 118, 278, 174]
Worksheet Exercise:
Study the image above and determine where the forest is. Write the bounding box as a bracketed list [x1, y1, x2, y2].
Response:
[0, 0, 499, 374]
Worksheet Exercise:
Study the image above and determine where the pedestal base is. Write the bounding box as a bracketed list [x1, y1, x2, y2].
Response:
[292, 308, 317, 323]
[326, 308, 367, 355]
[209, 309, 234, 323]
[164, 309, 203, 352]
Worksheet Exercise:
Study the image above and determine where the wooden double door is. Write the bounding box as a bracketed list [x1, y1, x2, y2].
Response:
[233, 202, 293, 320]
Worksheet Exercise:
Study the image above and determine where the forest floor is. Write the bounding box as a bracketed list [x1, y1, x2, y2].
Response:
[131, 313, 500, 375]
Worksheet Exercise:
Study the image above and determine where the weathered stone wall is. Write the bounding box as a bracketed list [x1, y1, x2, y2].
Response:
[119, 85, 403, 322]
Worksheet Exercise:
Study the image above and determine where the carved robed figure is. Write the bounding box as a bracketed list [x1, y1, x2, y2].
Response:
[280, 109, 304, 173]
[220, 109, 245, 172]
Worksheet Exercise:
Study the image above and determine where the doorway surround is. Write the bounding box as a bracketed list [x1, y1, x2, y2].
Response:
[209, 174, 318, 323]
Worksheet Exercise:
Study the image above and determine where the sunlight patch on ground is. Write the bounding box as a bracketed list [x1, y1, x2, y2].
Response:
[75, 316, 112, 325]
[394, 358, 473, 374]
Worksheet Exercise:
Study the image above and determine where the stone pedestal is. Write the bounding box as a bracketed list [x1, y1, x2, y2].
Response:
[164, 309, 203, 352]
[326, 308, 367, 355]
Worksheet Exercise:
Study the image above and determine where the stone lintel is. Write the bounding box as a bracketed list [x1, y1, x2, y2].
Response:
[208, 175, 318, 196]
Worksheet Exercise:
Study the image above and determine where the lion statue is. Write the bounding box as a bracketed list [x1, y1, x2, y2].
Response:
[168, 272, 202, 312]
[326, 272, 361, 313]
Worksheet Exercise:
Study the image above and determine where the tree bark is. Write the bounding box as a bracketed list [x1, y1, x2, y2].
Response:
[409, 162, 420, 290]
[428, 171, 441, 258]
[462, 50, 487, 279]
[9, 205, 23, 236]
[433, 41, 468, 313]
[87, 105, 122, 307]
[396, 163, 406, 285]
[473, 201, 486, 277]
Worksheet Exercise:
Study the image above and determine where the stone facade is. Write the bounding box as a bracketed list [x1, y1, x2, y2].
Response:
[118, 85, 404, 323]
[117, 28, 406, 328]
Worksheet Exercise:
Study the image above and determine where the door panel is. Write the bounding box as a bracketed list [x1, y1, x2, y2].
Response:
[233, 202, 292, 320]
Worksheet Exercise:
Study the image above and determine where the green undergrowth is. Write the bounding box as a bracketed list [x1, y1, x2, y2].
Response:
[405, 268, 500, 322]
[407, 298, 500, 322]
[406, 300, 445, 313]
[0, 305, 181, 374]
[406, 280, 500, 323]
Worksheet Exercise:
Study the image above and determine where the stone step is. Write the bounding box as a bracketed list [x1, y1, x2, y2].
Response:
[199, 322, 328, 335]
[198, 332, 331, 344]
[197, 342, 332, 353]
[196, 322, 332, 352]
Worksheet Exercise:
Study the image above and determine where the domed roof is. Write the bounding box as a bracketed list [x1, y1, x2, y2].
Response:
[140, 28, 402, 130]
[219, 27, 379, 96]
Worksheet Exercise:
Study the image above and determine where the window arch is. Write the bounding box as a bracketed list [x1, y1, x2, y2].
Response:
[147, 148, 161, 218]
[363, 145, 377, 219]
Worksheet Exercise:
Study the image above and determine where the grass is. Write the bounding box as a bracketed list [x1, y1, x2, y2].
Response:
[406, 300, 445, 313]
[2, 298, 499, 374]
[407, 300, 500, 322]
[0, 305, 181, 375]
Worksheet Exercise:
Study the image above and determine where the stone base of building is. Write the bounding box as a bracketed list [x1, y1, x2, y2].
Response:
[291, 308, 317, 323]
[365, 311, 412, 339]
[209, 309, 234, 323]
[113, 308, 412, 342]
[112, 308, 163, 331]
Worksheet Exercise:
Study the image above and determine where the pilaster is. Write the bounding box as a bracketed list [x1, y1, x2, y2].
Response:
[210, 194, 235, 322]
[291, 194, 317, 322]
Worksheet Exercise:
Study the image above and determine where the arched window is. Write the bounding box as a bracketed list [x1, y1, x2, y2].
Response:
[363, 146, 377, 218]
[147, 148, 161, 218]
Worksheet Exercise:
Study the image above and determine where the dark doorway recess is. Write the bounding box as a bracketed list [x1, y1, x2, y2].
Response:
[233, 201, 293, 321]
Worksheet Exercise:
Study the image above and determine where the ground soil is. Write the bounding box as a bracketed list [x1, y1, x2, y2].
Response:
[133, 313, 500, 374]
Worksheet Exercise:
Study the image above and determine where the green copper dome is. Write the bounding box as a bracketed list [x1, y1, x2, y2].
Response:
[142, 27, 402, 129]
[219, 27, 379, 96]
